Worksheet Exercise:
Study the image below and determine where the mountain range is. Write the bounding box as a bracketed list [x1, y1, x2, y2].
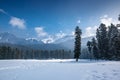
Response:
[0, 32, 94, 50]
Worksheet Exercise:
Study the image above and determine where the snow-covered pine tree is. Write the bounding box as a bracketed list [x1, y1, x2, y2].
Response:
[74, 26, 82, 62]
[87, 41, 92, 54]
[96, 23, 109, 59]
[112, 15, 120, 60]
[91, 38, 99, 59]
[107, 24, 118, 59]
[113, 33, 120, 60]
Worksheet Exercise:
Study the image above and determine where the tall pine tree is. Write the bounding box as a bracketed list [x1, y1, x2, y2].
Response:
[74, 26, 82, 62]
[107, 24, 118, 59]
[96, 23, 108, 59]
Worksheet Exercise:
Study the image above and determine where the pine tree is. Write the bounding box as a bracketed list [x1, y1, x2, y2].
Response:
[113, 34, 120, 60]
[96, 23, 108, 59]
[107, 24, 118, 59]
[91, 38, 99, 59]
[118, 14, 120, 21]
[87, 41, 92, 54]
[74, 26, 82, 62]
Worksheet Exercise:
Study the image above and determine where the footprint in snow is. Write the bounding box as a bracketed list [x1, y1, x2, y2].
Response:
[112, 69, 117, 72]
[113, 72, 118, 76]
[92, 70, 98, 73]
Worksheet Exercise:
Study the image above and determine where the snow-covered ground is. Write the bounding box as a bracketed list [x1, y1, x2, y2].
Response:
[0, 59, 120, 80]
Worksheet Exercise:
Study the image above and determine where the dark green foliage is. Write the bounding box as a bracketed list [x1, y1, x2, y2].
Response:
[74, 26, 82, 61]
[107, 24, 118, 59]
[87, 15, 120, 60]
[0, 45, 73, 59]
[93, 45, 99, 59]
[118, 14, 120, 21]
[96, 23, 109, 59]
[87, 41, 92, 53]
[91, 38, 99, 59]
[112, 34, 120, 60]
[87, 38, 99, 59]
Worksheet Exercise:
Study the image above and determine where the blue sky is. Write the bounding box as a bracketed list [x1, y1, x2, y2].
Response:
[0, 0, 120, 42]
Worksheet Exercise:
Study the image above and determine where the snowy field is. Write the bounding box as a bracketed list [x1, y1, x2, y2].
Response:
[0, 59, 120, 80]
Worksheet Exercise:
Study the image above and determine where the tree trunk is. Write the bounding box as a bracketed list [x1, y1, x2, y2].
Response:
[76, 58, 78, 62]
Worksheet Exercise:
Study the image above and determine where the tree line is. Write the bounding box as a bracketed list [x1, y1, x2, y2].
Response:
[0, 46, 73, 59]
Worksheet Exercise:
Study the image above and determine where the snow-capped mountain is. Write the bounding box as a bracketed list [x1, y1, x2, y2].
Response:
[0, 32, 94, 50]
[0, 32, 44, 45]
[0, 32, 24, 44]
[26, 38, 44, 44]
[0, 32, 67, 50]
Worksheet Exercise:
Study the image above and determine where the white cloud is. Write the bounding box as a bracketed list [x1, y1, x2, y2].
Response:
[103, 14, 108, 18]
[9, 17, 26, 29]
[55, 31, 66, 38]
[100, 15, 112, 27]
[71, 31, 75, 36]
[42, 36, 54, 44]
[82, 15, 120, 38]
[77, 20, 81, 24]
[100, 15, 119, 27]
[0, 9, 26, 29]
[35, 27, 47, 37]
[0, 9, 7, 14]
[82, 26, 98, 38]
